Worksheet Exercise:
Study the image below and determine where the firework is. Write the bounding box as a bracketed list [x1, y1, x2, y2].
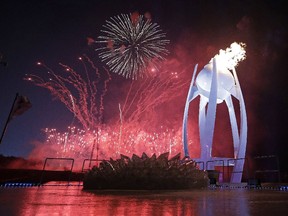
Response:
[96, 13, 170, 80]
[119, 67, 188, 128]
[25, 55, 111, 130]
[42, 126, 183, 161]
[26, 55, 193, 163]
[43, 126, 94, 159]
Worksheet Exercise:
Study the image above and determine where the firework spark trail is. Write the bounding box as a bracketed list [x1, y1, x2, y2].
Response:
[118, 103, 123, 146]
[99, 67, 112, 123]
[96, 13, 169, 80]
[111, 67, 189, 155]
[120, 68, 189, 128]
[78, 56, 95, 117]
[121, 80, 134, 119]
[29, 62, 88, 126]
[57, 63, 91, 128]
[68, 60, 103, 124]
[121, 77, 161, 122]
[81, 54, 101, 120]
[25, 56, 111, 130]
[53, 64, 92, 129]
[131, 78, 160, 122]
[121, 79, 144, 119]
[78, 55, 112, 124]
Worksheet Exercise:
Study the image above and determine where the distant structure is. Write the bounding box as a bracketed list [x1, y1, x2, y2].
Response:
[182, 42, 247, 183]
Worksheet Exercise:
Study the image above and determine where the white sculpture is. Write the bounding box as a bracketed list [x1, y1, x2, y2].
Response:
[182, 42, 247, 183]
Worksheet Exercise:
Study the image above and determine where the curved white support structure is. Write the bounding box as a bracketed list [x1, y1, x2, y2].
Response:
[182, 57, 247, 183]
[183, 64, 198, 157]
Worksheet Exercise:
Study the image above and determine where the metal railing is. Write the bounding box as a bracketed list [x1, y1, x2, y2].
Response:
[34, 154, 282, 185]
[253, 155, 281, 182]
[81, 159, 103, 172]
[39, 157, 74, 185]
[227, 158, 249, 181]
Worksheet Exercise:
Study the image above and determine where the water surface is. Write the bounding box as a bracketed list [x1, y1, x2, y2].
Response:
[0, 183, 287, 216]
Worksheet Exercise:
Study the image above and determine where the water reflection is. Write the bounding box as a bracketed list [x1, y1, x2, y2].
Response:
[0, 184, 287, 216]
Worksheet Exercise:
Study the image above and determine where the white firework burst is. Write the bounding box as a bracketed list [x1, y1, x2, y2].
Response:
[96, 13, 170, 80]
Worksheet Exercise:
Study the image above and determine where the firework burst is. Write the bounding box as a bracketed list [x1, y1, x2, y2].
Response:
[96, 12, 170, 80]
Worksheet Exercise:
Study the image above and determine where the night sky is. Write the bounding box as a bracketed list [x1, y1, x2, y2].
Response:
[0, 0, 287, 171]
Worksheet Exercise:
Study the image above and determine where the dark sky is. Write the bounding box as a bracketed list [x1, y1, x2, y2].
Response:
[0, 0, 287, 171]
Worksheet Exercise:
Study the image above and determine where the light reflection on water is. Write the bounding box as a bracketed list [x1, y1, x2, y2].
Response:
[0, 184, 288, 216]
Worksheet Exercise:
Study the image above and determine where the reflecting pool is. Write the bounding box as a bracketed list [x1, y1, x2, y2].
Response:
[0, 183, 288, 216]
